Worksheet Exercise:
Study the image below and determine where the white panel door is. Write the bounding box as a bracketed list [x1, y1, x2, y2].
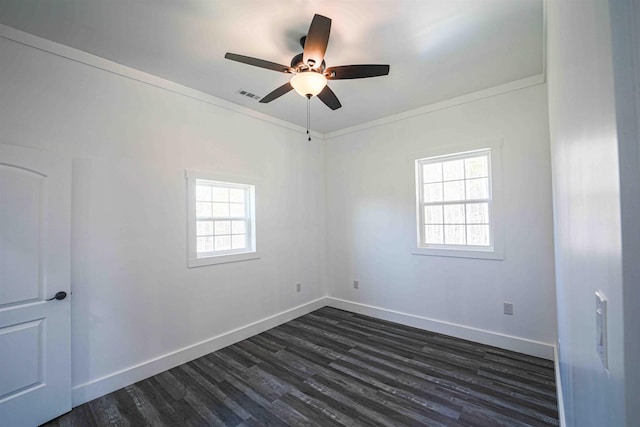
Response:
[0, 144, 71, 426]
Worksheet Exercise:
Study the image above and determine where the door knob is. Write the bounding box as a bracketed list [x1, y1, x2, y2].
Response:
[46, 291, 67, 301]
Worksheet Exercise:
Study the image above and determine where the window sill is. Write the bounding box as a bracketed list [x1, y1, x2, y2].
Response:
[412, 247, 503, 260]
[188, 251, 260, 267]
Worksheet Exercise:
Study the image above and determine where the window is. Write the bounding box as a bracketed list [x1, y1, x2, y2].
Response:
[413, 143, 503, 259]
[186, 170, 258, 267]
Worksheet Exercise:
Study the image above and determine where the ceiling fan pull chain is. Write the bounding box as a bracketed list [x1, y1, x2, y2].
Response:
[307, 95, 311, 141]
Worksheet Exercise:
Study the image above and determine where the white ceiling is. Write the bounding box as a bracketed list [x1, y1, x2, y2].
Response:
[0, 0, 544, 133]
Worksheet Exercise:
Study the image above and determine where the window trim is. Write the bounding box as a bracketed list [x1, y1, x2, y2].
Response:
[411, 140, 504, 260]
[186, 169, 260, 267]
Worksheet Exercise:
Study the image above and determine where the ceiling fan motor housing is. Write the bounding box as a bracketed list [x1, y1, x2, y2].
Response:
[290, 52, 326, 73]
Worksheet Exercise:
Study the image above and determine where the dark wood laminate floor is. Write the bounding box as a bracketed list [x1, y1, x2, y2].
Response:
[43, 307, 558, 427]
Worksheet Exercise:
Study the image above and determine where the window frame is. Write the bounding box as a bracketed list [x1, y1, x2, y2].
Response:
[186, 170, 260, 267]
[412, 140, 504, 260]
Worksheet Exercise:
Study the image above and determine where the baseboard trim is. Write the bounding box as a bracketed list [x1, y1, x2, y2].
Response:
[326, 297, 555, 360]
[553, 345, 567, 426]
[71, 297, 327, 406]
[72, 296, 556, 406]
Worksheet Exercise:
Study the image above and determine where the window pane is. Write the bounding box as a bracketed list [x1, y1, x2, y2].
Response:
[424, 205, 443, 224]
[466, 178, 489, 200]
[190, 177, 255, 265]
[212, 202, 230, 217]
[229, 188, 245, 203]
[465, 155, 488, 178]
[415, 150, 495, 253]
[425, 225, 444, 244]
[232, 234, 246, 249]
[197, 221, 213, 236]
[444, 225, 466, 245]
[229, 202, 245, 217]
[444, 204, 465, 224]
[443, 159, 464, 181]
[466, 203, 489, 224]
[467, 225, 490, 246]
[196, 185, 212, 201]
[212, 187, 229, 202]
[422, 163, 442, 183]
[424, 183, 443, 202]
[215, 235, 231, 251]
[232, 220, 246, 234]
[443, 180, 465, 201]
[196, 202, 212, 218]
[196, 236, 213, 253]
[214, 220, 231, 235]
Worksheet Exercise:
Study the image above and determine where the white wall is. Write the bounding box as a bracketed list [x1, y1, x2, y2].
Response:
[0, 35, 326, 402]
[324, 84, 557, 355]
[547, 0, 640, 426]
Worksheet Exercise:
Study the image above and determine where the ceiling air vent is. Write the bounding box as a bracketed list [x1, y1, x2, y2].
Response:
[235, 89, 261, 101]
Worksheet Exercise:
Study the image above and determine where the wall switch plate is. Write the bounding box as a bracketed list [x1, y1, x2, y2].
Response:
[353, 280, 359, 289]
[596, 290, 608, 368]
[296, 283, 301, 292]
[504, 302, 514, 315]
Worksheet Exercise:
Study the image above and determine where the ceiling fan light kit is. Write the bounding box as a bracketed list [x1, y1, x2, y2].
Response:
[290, 71, 327, 97]
[224, 13, 390, 139]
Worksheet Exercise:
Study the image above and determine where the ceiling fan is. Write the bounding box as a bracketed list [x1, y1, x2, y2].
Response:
[224, 14, 390, 111]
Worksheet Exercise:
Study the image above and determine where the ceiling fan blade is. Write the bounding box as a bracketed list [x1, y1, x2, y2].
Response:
[302, 14, 331, 70]
[317, 85, 342, 110]
[325, 64, 390, 80]
[259, 82, 294, 103]
[225, 53, 293, 73]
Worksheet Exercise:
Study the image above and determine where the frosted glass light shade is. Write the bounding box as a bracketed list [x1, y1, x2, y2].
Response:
[290, 72, 327, 97]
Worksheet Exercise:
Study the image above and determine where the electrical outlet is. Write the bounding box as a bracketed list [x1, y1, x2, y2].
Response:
[353, 280, 359, 289]
[504, 302, 514, 315]
[296, 283, 301, 293]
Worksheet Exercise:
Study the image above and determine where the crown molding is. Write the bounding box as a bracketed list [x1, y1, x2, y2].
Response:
[1, 18, 547, 142]
[0, 24, 324, 141]
[323, 73, 546, 140]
